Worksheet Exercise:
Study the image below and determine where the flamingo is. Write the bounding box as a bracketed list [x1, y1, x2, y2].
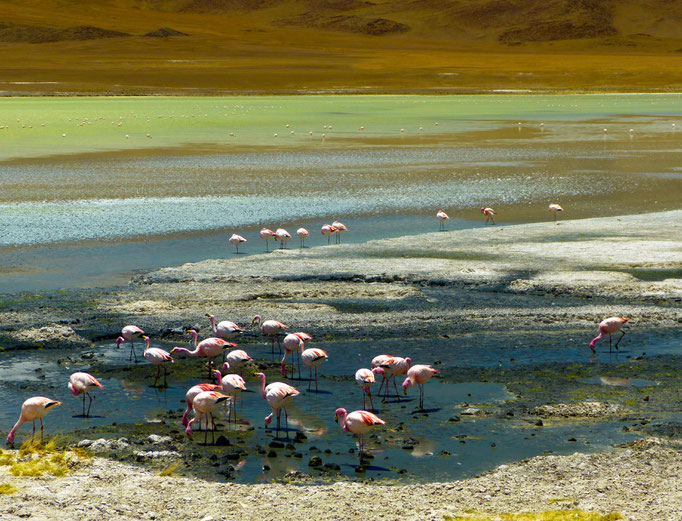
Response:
[214, 369, 247, 425]
[223, 351, 252, 376]
[260, 228, 276, 252]
[116, 325, 144, 362]
[549, 203, 563, 221]
[437, 210, 449, 231]
[229, 233, 247, 253]
[331, 221, 347, 244]
[7, 397, 62, 446]
[142, 336, 174, 387]
[257, 373, 299, 438]
[321, 224, 337, 245]
[297, 227, 309, 247]
[480, 207, 497, 224]
[402, 365, 439, 409]
[252, 315, 287, 355]
[181, 383, 222, 426]
[355, 367, 383, 411]
[186, 391, 230, 444]
[275, 228, 291, 249]
[371, 355, 412, 402]
[170, 330, 235, 378]
[280, 332, 313, 378]
[334, 408, 386, 456]
[206, 313, 242, 340]
[590, 317, 630, 353]
[300, 345, 328, 391]
[68, 372, 103, 417]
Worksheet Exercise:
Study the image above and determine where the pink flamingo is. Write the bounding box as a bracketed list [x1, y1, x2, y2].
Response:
[480, 207, 497, 225]
[214, 369, 247, 425]
[116, 324, 145, 362]
[281, 332, 312, 378]
[321, 224, 337, 245]
[371, 355, 412, 402]
[252, 315, 288, 355]
[181, 383, 222, 426]
[142, 336, 174, 387]
[590, 317, 630, 353]
[257, 373, 299, 438]
[355, 367, 383, 410]
[68, 372, 103, 417]
[229, 233, 247, 253]
[7, 397, 62, 446]
[549, 203, 563, 221]
[332, 221, 347, 244]
[334, 408, 386, 456]
[297, 227, 309, 247]
[170, 330, 235, 378]
[437, 210, 449, 231]
[402, 364, 439, 409]
[206, 313, 242, 340]
[300, 345, 328, 391]
[186, 390, 230, 444]
[260, 228, 276, 252]
[275, 228, 291, 249]
[223, 350, 252, 376]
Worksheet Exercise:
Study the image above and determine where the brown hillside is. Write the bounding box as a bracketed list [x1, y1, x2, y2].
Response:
[0, 0, 680, 94]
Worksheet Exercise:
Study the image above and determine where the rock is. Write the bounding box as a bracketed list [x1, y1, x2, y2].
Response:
[148, 434, 172, 445]
[135, 450, 181, 460]
[308, 456, 322, 467]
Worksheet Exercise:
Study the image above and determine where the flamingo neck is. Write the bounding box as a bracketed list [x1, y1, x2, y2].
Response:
[7, 416, 27, 444]
[213, 369, 223, 386]
[174, 347, 199, 356]
[259, 376, 267, 399]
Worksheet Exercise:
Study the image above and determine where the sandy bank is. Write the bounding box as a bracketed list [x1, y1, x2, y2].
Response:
[1, 437, 680, 521]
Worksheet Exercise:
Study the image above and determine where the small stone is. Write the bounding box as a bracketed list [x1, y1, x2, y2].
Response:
[215, 435, 230, 446]
[308, 456, 322, 467]
[267, 450, 277, 458]
[269, 440, 285, 449]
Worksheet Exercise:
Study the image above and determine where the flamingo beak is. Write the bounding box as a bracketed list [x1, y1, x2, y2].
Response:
[334, 414, 339, 422]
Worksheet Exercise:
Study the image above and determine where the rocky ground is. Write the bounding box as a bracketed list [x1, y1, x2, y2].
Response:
[0, 210, 680, 520]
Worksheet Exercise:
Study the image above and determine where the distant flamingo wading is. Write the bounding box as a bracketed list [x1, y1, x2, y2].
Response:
[355, 367, 383, 411]
[214, 369, 247, 425]
[170, 330, 235, 378]
[549, 203, 564, 221]
[371, 355, 412, 402]
[257, 373, 299, 438]
[206, 313, 243, 340]
[229, 233, 247, 253]
[437, 210, 449, 231]
[334, 408, 386, 456]
[297, 227, 309, 247]
[280, 331, 313, 378]
[142, 336, 174, 387]
[275, 228, 291, 249]
[7, 397, 62, 446]
[181, 383, 222, 427]
[321, 224, 337, 245]
[331, 221, 347, 244]
[116, 325, 145, 362]
[260, 228, 276, 252]
[185, 391, 230, 444]
[402, 364, 439, 409]
[589, 317, 630, 353]
[252, 315, 288, 355]
[68, 372, 103, 417]
[480, 207, 497, 225]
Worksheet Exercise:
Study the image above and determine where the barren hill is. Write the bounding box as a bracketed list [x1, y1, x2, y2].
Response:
[0, 0, 680, 94]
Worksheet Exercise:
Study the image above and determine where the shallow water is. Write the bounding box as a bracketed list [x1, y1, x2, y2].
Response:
[1, 94, 681, 293]
[1, 331, 676, 483]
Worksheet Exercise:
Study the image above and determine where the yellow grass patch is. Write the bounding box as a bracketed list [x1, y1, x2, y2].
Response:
[1, 439, 91, 478]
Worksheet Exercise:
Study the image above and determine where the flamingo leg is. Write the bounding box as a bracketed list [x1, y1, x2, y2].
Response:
[368, 388, 375, 411]
[86, 391, 93, 417]
[163, 365, 168, 387]
[276, 409, 281, 438]
[362, 388, 367, 409]
[308, 367, 312, 391]
[31, 420, 36, 443]
[315, 367, 319, 392]
[419, 383, 425, 410]
[82, 393, 87, 417]
[393, 376, 401, 402]
[40, 418, 44, 442]
[284, 408, 290, 439]
[615, 330, 626, 349]
[129, 339, 137, 362]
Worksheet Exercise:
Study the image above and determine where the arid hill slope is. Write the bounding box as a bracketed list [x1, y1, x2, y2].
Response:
[0, 0, 680, 94]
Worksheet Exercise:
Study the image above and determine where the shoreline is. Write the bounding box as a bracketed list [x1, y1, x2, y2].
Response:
[1, 210, 680, 519]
